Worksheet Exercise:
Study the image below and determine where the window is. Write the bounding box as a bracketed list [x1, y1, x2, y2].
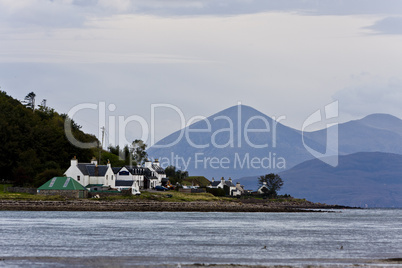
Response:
[106, 175, 108, 181]
[111, 175, 114, 180]
[77, 176, 80, 181]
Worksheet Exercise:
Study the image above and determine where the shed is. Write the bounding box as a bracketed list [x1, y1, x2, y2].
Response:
[37, 177, 88, 198]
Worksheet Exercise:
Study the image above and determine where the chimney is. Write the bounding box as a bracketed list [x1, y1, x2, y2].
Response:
[211, 177, 215, 182]
[153, 159, 160, 167]
[107, 159, 111, 168]
[91, 157, 97, 166]
[228, 177, 232, 183]
[95, 165, 99, 176]
[71, 156, 78, 166]
[221, 177, 225, 182]
[263, 181, 267, 185]
[144, 159, 152, 168]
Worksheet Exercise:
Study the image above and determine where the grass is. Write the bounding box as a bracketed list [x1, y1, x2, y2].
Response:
[0, 184, 66, 201]
[181, 176, 210, 187]
[0, 184, 306, 204]
[100, 190, 233, 202]
[0, 192, 66, 201]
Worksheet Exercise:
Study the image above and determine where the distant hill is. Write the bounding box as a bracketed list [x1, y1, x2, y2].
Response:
[148, 105, 322, 179]
[0, 91, 98, 186]
[303, 113, 402, 155]
[239, 152, 402, 207]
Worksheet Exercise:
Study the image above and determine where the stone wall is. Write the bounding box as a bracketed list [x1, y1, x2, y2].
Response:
[7, 187, 37, 195]
[37, 190, 88, 199]
[179, 188, 206, 194]
[88, 190, 129, 198]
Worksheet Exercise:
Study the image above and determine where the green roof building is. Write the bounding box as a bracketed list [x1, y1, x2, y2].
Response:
[37, 177, 88, 198]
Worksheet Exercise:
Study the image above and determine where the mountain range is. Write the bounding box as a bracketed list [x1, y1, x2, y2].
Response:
[239, 152, 402, 207]
[148, 105, 402, 179]
[148, 105, 402, 207]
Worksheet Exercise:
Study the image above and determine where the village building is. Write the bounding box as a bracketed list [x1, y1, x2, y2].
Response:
[64, 157, 164, 193]
[64, 157, 115, 188]
[37, 177, 88, 198]
[208, 177, 242, 196]
[144, 159, 167, 186]
[257, 182, 270, 194]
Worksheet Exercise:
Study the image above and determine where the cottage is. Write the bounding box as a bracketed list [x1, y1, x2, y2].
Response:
[144, 159, 166, 187]
[208, 177, 242, 196]
[37, 177, 88, 198]
[64, 157, 115, 188]
[257, 182, 270, 194]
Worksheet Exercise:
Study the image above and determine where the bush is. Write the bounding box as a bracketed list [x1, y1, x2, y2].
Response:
[206, 187, 225, 197]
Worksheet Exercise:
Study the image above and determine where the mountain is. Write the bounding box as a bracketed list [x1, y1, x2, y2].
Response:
[149, 105, 402, 180]
[280, 152, 402, 207]
[238, 152, 402, 207]
[303, 113, 402, 155]
[147, 105, 323, 179]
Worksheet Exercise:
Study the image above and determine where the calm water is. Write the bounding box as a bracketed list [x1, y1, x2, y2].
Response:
[0, 209, 401, 266]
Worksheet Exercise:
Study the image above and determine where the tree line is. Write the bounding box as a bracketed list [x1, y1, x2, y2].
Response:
[0, 91, 98, 187]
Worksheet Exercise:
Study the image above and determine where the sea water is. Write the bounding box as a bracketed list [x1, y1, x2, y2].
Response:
[0, 209, 401, 266]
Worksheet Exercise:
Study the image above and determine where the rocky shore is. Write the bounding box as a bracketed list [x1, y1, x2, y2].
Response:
[0, 199, 351, 212]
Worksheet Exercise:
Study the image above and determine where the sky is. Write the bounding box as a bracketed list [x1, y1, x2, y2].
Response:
[1, 0, 402, 148]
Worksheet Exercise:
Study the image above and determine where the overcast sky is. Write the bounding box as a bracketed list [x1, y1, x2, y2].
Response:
[1, 0, 402, 148]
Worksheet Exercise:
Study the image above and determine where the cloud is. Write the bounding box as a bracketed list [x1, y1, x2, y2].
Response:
[366, 16, 402, 35]
[1, 0, 402, 29]
[0, 0, 86, 28]
[333, 75, 402, 118]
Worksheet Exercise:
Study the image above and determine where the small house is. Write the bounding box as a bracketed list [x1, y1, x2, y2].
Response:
[37, 177, 88, 198]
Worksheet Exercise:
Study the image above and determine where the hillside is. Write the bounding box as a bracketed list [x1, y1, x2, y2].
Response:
[0, 91, 98, 186]
[278, 152, 402, 207]
[303, 113, 402, 155]
[239, 152, 402, 207]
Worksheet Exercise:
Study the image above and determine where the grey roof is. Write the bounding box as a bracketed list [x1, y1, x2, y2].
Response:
[112, 167, 122, 174]
[211, 181, 221, 187]
[115, 180, 134, 187]
[210, 180, 235, 187]
[152, 164, 165, 174]
[86, 165, 109, 176]
[225, 181, 235, 187]
[77, 163, 109, 176]
[124, 166, 152, 176]
[77, 163, 90, 175]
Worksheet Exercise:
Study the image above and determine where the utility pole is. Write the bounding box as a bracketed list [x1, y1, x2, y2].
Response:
[99, 126, 105, 164]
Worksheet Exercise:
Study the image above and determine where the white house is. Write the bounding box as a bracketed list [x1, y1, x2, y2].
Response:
[208, 177, 241, 197]
[257, 182, 269, 194]
[144, 159, 166, 186]
[64, 157, 164, 192]
[64, 157, 115, 188]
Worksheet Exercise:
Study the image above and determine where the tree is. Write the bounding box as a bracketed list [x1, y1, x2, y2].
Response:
[132, 139, 148, 165]
[165, 165, 189, 185]
[24, 92, 36, 111]
[258, 173, 284, 197]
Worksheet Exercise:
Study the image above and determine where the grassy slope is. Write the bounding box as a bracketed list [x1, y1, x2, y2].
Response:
[181, 176, 210, 187]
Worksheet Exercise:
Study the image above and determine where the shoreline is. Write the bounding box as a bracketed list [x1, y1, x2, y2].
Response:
[0, 199, 352, 212]
[1, 256, 401, 267]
